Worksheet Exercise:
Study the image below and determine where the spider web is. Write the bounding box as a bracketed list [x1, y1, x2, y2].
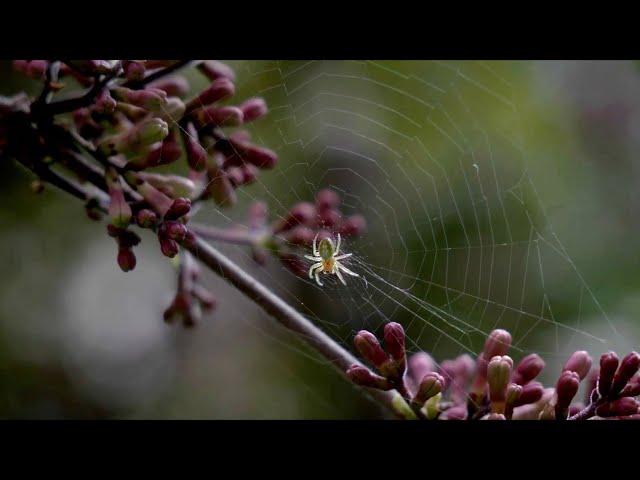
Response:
[187, 60, 626, 372]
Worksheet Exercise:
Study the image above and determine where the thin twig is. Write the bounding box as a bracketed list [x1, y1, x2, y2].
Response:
[184, 236, 402, 418]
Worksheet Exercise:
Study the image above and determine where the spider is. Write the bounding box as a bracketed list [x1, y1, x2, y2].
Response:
[305, 233, 359, 287]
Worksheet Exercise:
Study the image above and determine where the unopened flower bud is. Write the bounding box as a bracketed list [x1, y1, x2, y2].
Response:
[354, 330, 388, 369]
[149, 76, 190, 97]
[112, 86, 168, 113]
[515, 381, 545, 407]
[158, 97, 186, 122]
[413, 372, 444, 405]
[106, 171, 132, 229]
[285, 226, 316, 246]
[317, 209, 341, 229]
[194, 106, 244, 127]
[239, 97, 268, 123]
[197, 60, 236, 82]
[488, 355, 513, 412]
[205, 159, 237, 207]
[247, 201, 268, 230]
[136, 209, 158, 228]
[159, 235, 179, 258]
[163, 221, 188, 242]
[484, 329, 512, 360]
[274, 202, 316, 233]
[383, 322, 406, 366]
[188, 77, 235, 111]
[513, 353, 545, 385]
[193, 284, 217, 312]
[339, 214, 367, 237]
[620, 376, 640, 397]
[183, 123, 208, 171]
[598, 351, 619, 397]
[611, 352, 640, 396]
[316, 188, 341, 211]
[555, 370, 581, 420]
[95, 89, 116, 114]
[123, 60, 145, 81]
[596, 397, 640, 417]
[504, 383, 523, 419]
[164, 197, 191, 221]
[117, 247, 136, 272]
[346, 365, 392, 390]
[440, 404, 468, 420]
[408, 352, 436, 386]
[563, 350, 593, 380]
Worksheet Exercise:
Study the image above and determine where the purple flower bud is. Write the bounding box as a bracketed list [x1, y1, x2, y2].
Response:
[598, 351, 619, 397]
[354, 330, 388, 369]
[205, 160, 237, 207]
[163, 221, 188, 242]
[197, 60, 236, 82]
[346, 365, 392, 390]
[123, 60, 146, 81]
[621, 376, 640, 397]
[483, 329, 512, 360]
[106, 172, 132, 229]
[413, 372, 445, 405]
[149, 76, 190, 97]
[13, 60, 47, 79]
[596, 397, 640, 417]
[488, 355, 513, 411]
[285, 226, 316, 246]
[112, 86, 168, 113]
[239, 97, 268, 123]
[563, 350, 592, 380]
[339, 215, 367, 237]
[274, 202, 316, 233]
[440, 404, 468, 420]
[240, 143, 278, 170]
[555, 370, 581, 420]
[125, 173, 174, 217]
[611, 352, 640, 396]
[515, 381, 545, 407]
[408, 352, 436, 385]
[189, 78, 235, 111]
[317, 209, 342, 229]
[164, 197, 191, 221]
[95, 89, 116, 114]
[183, 123, 208, 171]
[194, 106, 244, 127]
[117, 247, 136, 272]
[316, 189, 341, 211]
[159, 234, 179, 258]
[384, 322, 406, 374]
[504, 383, 523, 419]
[136, 209, 158, 228]
[512, 353, 545, 385]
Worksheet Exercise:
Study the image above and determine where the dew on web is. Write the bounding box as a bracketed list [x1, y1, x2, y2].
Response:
[167, 60, 625, 383]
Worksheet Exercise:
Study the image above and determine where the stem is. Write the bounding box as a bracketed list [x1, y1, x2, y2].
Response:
[184, 236, 401, 418]
[189, 223, 262, 246]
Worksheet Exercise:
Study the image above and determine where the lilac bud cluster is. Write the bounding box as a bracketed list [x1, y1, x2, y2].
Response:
[347, 324, 640, 420]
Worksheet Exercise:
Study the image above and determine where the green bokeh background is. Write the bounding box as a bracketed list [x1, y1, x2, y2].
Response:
[1, 60, 640, 418]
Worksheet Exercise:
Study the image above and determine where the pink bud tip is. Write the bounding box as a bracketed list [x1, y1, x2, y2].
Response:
[383, 322, 406, 363]
[354, 330, 388, 368]
[563, 350, 593, 380]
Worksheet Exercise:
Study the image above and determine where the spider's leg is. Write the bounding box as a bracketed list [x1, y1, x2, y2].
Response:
[334, 253, 352, 260]
[313, 233, 319, 257]
[314, 270, 324, 287]
[305, 255, 322, 261]
[308, 262, 322, 280]
[335, 266, 347, 286]
[335, 233, 341, 255]
[338, 263, 359, 277]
